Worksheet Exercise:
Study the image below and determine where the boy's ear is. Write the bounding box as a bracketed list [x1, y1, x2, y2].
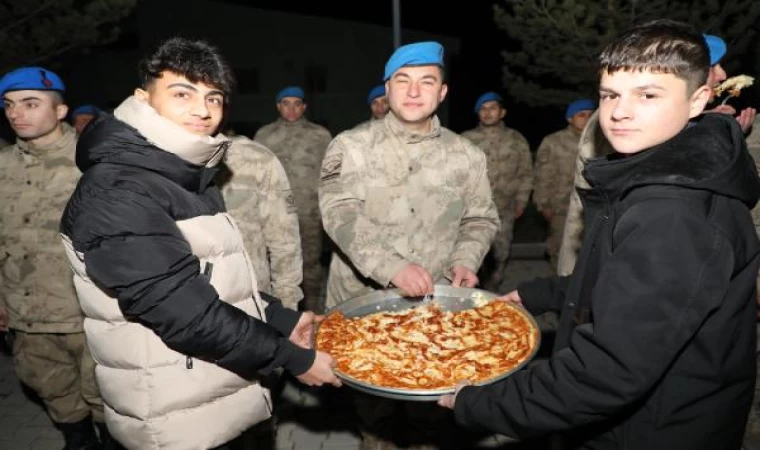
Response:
[688, 84, 711, 119]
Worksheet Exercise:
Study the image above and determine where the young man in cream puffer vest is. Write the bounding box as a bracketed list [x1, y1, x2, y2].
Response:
[59, 37, 341, 450]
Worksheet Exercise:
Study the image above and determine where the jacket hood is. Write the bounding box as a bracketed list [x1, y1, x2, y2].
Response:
[583, 113, 760, 209]
[76, 97, 230, 192]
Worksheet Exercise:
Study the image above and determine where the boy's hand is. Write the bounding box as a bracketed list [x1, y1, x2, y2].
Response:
[296, 351, 342, 387]
[495, 290, 523, 306]
[451, 266, 478, 288]
[289, 311, 323, 349]
[438, 380, 472, 409]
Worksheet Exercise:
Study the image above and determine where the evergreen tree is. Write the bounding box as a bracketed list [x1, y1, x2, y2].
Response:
[0, 0, 137, 73]
[494, 0, 760, 106]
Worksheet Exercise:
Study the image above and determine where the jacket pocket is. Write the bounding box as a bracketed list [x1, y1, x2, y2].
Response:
[365, 186, 410, 226]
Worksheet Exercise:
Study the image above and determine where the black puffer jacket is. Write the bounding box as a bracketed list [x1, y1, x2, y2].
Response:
[61, 112, 313, 379]
[455, 113, 760, 450]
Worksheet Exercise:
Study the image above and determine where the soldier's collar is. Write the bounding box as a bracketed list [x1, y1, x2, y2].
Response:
[16, 122, 76, 159]
[385, 111, 441, 143]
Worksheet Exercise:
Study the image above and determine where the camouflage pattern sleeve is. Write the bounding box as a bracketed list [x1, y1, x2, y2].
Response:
[448, 142, 500, 272]
[514, 134, 533, 210]
[258, 153, 304, 308]
[319, 137, 409, 287]
[222, 138, 303, 309]
[532, 136, 557, 213]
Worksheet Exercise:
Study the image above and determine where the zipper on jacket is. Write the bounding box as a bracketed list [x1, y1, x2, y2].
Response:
[203, 262, 214, 279]
[186, 262, 214, 370]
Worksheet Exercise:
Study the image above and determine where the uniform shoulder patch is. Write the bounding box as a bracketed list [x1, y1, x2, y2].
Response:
[321, 152, 343, 182]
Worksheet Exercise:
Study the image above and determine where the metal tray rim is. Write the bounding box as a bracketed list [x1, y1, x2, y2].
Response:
[316, 286, 541, 400]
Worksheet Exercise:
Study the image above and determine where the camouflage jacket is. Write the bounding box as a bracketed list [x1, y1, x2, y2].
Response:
[319, 113, 500, 306]
[218, 135, 303, 309]
[0, 124, 83, 332]
[254, 118, 332, 221]
[533, 126, 583, 216]
[462, 122, 533, 217]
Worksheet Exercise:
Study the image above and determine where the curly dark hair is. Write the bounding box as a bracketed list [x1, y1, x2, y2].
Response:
[138, 37, 236, 101]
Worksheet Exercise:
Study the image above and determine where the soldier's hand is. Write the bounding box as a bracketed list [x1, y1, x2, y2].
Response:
[391, 264, 434, 297]
[541, 210, 552, 221]
[515, 205, 525, 219]
[0, 306, 8, 332]
[450, 266, 478, 288]
[290, 311, 323, 349]
[495, 290, 523, 306]
[296, 351, 342, 387]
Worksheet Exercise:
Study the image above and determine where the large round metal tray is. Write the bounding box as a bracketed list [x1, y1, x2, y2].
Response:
[316, 285, 541, 401]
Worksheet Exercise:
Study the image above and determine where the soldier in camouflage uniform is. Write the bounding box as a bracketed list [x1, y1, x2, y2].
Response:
[255, 86, 332, 312]
[217, 134, 303, 309]
[462, 91, 532, 292]
[533, 99, 595, 271]
[319, 41, 499, 450]
[0, 67, 106, 449]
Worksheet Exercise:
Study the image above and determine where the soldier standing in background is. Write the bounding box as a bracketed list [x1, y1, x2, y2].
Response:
[533, 99, 595, 271]
[462, 91, 532, 292]
[218, 133, 303, 310]
[0, 67, 108, 449]
[367, 84, 389, 121]
[70, 104, 101, 135]
[255, 86, 332, 312]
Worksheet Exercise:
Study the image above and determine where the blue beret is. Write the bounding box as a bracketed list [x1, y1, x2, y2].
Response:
[383, 41, 444, 80]
[703, 34, 726, 66]
[0, 66, 65, 97]
[474, 92, 503, 114]
[566, 99, 596, 120]
[276, 86, 304, 103]
[367, 84, 386, 105]
[72, 105, 101, 117]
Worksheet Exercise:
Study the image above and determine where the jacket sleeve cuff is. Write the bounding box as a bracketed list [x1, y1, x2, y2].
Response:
[517, 276, 561, 315]
[263, 292, 301, 337]
[278, 340, 316, 376]
[453, 386, 490, 432]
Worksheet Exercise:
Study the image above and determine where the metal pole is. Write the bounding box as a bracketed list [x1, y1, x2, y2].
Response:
[393, 0, 401, 48]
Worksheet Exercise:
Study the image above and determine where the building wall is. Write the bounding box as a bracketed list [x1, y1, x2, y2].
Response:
[61, 0, 460, 137]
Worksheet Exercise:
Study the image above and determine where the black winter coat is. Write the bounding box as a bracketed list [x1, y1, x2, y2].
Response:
[455, 114, 760, 450]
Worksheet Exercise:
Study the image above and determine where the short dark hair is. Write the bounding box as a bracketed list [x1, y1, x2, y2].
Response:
[599, 19, 710, 93]
[138, 37, 236, 101]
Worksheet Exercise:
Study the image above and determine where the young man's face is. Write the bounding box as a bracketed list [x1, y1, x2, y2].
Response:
[598, 70, 710, 155]
[135, 71, 225, 137]
[277, 97, 306, 122]
[568, 110, 593, 134]
[478, 100, 506, 126]
[370, 96, 389, 120]
[385, 65, 447, 126]
[3, 90, 67, 146]
[706, 63, 727, 101]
